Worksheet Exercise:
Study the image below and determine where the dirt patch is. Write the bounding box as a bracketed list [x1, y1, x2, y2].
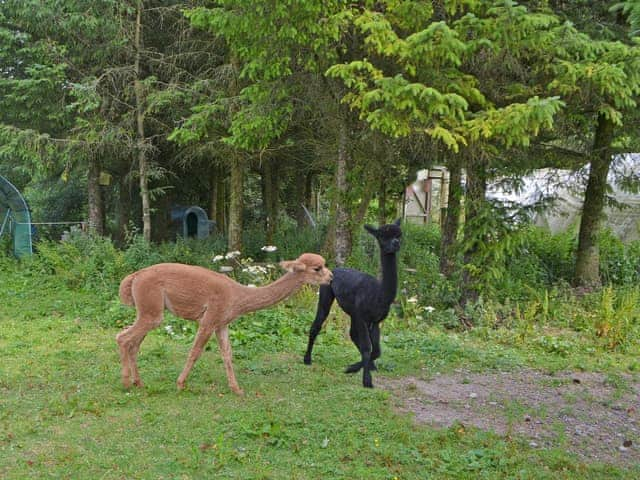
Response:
[380, 369, 640, 466]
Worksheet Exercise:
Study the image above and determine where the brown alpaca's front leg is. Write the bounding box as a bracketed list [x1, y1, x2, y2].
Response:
[216, 326, 244, 395]
[129, 335, 147, 387]
[177, 324, 214, 390]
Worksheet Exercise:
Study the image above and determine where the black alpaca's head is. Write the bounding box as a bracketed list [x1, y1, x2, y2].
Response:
[364, 218, 402, 255]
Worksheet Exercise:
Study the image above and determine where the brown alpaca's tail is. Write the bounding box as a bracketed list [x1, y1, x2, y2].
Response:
[119, 273, 136, 306]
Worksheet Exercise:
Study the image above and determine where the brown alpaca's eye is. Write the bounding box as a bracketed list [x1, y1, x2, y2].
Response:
[314, 266, 322, 272]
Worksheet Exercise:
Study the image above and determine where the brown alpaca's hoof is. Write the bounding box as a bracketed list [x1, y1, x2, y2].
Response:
[133, 379, 144, 388]
[176, 381, 186, 390]
[121, 378, 132, 389]
[231, 387, 245, 396]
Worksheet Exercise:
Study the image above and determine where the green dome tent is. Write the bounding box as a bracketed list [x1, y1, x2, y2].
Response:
[0, 175, 33, 258]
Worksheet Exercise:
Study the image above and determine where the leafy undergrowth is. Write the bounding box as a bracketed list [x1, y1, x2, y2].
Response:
[1, 268, 639, 479]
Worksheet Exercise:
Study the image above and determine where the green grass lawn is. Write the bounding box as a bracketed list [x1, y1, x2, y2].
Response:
[1, 271, 638, 479]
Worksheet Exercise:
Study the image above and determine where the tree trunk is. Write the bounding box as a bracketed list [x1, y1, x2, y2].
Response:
[306, 171, 314, 213]
[574, 114, 615, 288]
[295, 170, 312, 228]
[228, 155, 244, 252]
[153, 190, 170, 242]
[116, 173, 130, 246]
[432, 0, 447, 21]
[378, 176, 387, 226]
[216, 170, 226, 234]
[334, 121, 352, 266]
[351, 176, 376, 240]
[461, 154, 487, 306]
[87, 156, 105, 235]
[209, 166, 219, 222]
[134, 3, 151, 242]
[439, 156, 462, 277]
[262, 160, 278, 244]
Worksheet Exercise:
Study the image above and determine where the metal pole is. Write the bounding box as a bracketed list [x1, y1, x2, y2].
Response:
[0, 209, 11, 237]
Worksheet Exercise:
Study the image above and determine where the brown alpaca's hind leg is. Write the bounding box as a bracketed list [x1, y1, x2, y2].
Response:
[116, 313, 162, 388]
[116, 327, 133, 388]
[216, 325, 243, 396]
[176, 323, 215, 390]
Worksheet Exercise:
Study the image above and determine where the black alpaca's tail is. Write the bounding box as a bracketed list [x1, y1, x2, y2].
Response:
[303, 283, 335, 365]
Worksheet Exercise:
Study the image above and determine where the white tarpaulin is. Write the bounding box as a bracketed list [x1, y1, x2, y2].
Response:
[487, 155, 640, 243]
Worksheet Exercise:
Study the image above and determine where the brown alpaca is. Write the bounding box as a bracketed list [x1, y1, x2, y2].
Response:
[116, 253, 332, 395]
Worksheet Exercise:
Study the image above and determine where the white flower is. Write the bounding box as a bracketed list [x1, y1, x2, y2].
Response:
[245, 265, 267, 276]
[424, 306, 435, 313]
[219, 266, 234, 273]
[261, 245, 278, 252]
[164, 325, 174, 335]
[407, 296, 418, 304]
[212, 254, 224, 262]
[225, 251, 241, 259]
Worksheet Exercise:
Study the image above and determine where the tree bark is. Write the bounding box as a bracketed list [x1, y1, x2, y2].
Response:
[87, 156, 105, 235]
[574, 114, 615, 288]
[351, 176, 376, 240]
[432, 0, 447, 21]
[439, 156, 462, 277]
[134, 3, 151, 242]
[228, 155, 244, 252]
[378, 176, 387, 226]
[115, 172, 130, 246]
[209, 165, 219, 223]
[461, 154, 488, 306]
[216, 170, 226, 234]
[334, 121, 352, 266]
[295, 170, 312, 228]
[261, 160, 278, 244]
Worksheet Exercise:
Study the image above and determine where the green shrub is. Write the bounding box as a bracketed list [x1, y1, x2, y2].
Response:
[28, 232, 126, 291]
[599, 229, 640, 285]
[272, 219, 326, 261]
[121, 235, 165, 271]
[520, 226, 576, 285]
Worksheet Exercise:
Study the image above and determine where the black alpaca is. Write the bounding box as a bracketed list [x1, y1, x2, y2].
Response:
[304, 219, 402, 388]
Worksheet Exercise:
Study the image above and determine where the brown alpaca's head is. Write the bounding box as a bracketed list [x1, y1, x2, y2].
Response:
[279, 253, 333, 285]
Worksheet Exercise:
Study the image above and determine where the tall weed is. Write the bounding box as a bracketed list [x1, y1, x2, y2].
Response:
[592, 286, 640, 351]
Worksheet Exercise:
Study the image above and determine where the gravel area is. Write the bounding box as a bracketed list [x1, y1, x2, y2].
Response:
[380, 369, 640, 466]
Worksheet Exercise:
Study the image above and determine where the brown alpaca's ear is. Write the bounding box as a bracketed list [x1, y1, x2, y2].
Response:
[279, 260, 306, 273]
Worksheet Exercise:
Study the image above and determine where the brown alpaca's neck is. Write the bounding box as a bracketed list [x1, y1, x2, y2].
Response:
[232, 272, 303, 317]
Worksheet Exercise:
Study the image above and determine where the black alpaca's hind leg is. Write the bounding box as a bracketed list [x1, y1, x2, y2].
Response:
[304, 284, 335, 365]
[345, 321, 362, 373]
[345, 322, 380, 373]
[354, 318, 373, 388]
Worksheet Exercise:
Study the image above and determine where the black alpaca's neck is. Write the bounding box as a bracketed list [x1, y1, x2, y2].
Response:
[380, 252, 398, 305]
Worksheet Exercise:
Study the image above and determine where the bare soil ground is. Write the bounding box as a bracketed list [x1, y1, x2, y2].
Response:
[380, 369, 640, 466]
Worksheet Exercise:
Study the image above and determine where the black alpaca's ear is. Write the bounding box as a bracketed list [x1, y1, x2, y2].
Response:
[364, 224, 378, 235]
[393, 218, 401, 226]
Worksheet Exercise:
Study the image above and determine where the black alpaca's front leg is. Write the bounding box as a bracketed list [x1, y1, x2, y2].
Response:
[369, 322, 381, 371]
[304, 284, 335, 365]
